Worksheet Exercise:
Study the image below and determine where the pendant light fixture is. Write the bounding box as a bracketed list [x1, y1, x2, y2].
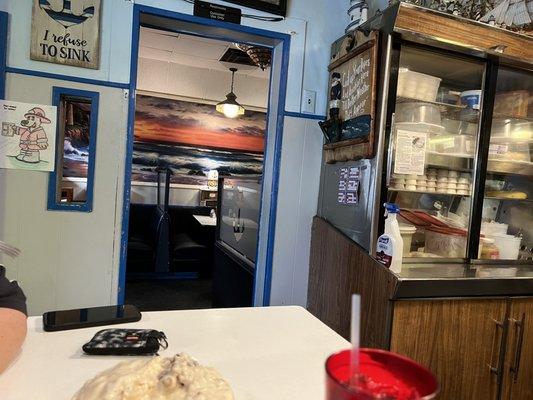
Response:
[216, 68, 245, 118]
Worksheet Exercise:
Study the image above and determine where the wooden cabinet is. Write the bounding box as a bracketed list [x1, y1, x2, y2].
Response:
[502, 299, 533, 400]
[390, 299, 507, 400]
[308, 218, 533, 400]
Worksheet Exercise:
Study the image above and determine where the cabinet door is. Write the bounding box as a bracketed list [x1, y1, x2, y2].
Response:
[386, 45, 486, 261]
[390, 299, 508, 400]
[478, 67, 533, 262]
[502, 299, 533, 400]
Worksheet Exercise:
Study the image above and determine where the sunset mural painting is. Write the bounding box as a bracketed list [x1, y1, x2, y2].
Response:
[133, 95, 267, 185]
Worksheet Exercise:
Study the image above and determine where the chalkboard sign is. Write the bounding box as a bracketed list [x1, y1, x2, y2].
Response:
[324, 31, 378, 163]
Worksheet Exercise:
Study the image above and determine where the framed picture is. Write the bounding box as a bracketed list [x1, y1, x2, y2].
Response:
[224, 0, 287, 16]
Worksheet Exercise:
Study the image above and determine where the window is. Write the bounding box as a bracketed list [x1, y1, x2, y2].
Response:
[47, 87, 99, 212]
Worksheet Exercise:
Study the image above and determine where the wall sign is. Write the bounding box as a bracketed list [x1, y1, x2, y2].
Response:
[0, 100, 57, 172]
[337, 166, 360, 205]
[193, 1, 242, 24]
[323, 31, 379, 164]
[393, 130, 427, 176]
[224, 0, 287, 16]
[31, 0, 102, 69]
[328, 31, 378, 142]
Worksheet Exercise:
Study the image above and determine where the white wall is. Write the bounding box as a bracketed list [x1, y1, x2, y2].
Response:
[1, 0, 348, 115]
[0, 75, 128, 315]
[270, 116, 324, 306]
[0, 0, 348, 313]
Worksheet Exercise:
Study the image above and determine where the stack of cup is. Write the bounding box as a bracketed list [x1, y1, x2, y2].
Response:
[457, 172, 471, 195]
[426, 169, 437, 192]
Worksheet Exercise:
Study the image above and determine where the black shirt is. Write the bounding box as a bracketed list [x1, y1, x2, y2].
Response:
[0, 265, 27, 315]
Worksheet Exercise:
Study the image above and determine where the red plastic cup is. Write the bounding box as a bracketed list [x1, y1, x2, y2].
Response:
[325, 349, 439, 400]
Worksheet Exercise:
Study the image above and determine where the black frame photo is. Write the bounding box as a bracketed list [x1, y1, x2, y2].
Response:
[224, 0, 287, 16]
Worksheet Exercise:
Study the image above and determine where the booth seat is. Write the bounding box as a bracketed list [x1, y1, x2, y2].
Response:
[168, 206, 211, 275]
[127, 204, 212, 276]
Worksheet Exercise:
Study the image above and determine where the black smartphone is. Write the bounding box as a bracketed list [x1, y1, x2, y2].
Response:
[42, 304, 141, 332]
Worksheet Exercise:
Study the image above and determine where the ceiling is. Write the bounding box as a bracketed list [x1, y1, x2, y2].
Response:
[138, 27, 270, 79]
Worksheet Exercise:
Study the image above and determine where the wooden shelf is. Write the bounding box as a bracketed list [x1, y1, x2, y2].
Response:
[493, 114, 533, 123]
[396, 96, 466, 110]
[389, 188, 471, 196]
[485, 196, 532, 203]
[487, 160, 533, 177]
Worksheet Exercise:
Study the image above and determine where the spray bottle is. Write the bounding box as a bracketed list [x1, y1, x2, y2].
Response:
[376, 203, 404, 274]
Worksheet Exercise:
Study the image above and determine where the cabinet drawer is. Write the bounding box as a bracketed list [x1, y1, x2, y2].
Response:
[390, 299, 507, 400]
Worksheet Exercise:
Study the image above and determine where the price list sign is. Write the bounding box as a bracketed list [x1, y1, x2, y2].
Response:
[337, 167, 360, 205]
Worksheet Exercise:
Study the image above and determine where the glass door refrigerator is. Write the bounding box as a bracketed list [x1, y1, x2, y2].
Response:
[378, 37, 532, 272]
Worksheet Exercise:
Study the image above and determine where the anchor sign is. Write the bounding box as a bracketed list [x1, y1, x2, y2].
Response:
[39, 0, 95, 29]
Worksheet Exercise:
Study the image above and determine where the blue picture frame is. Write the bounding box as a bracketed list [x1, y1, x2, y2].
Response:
[47, 87, 99, 212]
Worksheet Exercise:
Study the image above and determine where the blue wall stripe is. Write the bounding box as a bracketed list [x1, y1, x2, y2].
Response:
[5, 67, 129, 89]
[0, 12, 8, 100]
[47, 87, 99, 212]
[261, 37, 290, 307]
[284, 111, 325, 120]
[251, 43, 275, 307]
[117, 6, 141, 305]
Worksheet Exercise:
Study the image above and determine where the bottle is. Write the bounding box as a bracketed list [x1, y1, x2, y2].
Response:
[376, 203, 404, 273]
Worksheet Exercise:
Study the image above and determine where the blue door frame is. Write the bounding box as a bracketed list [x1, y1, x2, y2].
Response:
[0, 12, 8, 100]
[117, 5, 291, 306]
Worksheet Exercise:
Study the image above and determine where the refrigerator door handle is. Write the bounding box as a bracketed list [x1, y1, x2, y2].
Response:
[510, 313, 526, 381]
[488, 317, 506, 385]
[386, 112, 395, 187]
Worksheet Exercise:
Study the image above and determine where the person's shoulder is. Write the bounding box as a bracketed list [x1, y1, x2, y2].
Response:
[0, 265, 27, 316]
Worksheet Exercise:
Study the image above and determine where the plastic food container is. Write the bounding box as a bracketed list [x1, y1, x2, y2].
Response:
[488, 143, 531, 162]
[397, 68, 442, 102]
[460, 90, 482, 110]
[325, 349, 439, 400]
[493, 90, 530, 118]
[480, 237, 500, 260]
[436, 88, 461, 105]
[486, 233, 522, 260]
[430, 134, 475, 156]
[442, 118, 478, 135]
[491, 119, 532, 141]
[425, 227, 468, 258]
[481, 221, 508, 236]
[400, 224, 417, 254]
[395, 102, 442, 126]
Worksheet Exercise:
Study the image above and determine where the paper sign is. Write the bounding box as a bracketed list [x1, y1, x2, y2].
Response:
[393, 130, 427, 176]
[0, 100, 57, 172]
[337, 166, 360, 205]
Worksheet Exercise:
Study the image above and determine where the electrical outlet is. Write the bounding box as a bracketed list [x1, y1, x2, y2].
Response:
[302, 90, 316, 114]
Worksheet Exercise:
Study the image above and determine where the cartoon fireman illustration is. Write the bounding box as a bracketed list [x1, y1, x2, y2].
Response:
[14, 107, 50, 163]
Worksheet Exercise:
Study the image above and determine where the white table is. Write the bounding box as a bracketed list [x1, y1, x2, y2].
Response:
[193, 214, 217, 227]
[0, 306, 348, 399]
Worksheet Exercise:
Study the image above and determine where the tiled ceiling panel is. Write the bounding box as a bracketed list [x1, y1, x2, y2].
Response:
[139, 27, 270, 79]
[171, 36, 229, 60]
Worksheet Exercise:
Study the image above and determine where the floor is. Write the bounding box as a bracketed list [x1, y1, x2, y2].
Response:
[125, 279, 213, 311]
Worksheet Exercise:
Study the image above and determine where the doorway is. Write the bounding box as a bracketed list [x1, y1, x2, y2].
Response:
[118, 6, 290, 308]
